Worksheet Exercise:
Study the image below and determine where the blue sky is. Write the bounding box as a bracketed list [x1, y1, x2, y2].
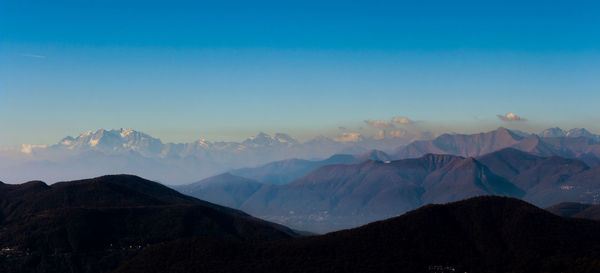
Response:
[1, 0, 599, 145]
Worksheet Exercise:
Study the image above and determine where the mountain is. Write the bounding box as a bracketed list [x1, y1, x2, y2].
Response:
[546, 202, 600, 220]
[241, 132, 299, 147]
[176, 148, 600, 232]
[395, 127, 600, 166]
[0, 175, 296, 273]
[229, 149, 391, 185]
[114, 196, 600, 273]
[477, 148, 590, 206]
[539, 127, 566, 138]
[55, 128, 164, 157]
[4, 127, 599, 185]
[537, 127, 600, 140]
[395, 127, 525, 158]
[538, 165, 600, 205]
[566, 128, 598, 139]
[0, 129, 418, 185]
[235, 154, 525, 232]
[173, 173, 264, 208]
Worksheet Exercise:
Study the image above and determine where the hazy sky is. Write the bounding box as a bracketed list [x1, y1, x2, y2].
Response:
[1, 0, 600, 146]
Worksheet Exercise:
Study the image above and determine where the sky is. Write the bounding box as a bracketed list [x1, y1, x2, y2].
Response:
[1, 0, 600, 146]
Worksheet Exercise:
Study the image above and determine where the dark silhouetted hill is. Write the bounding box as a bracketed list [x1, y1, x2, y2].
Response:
[0, 175, 296, 273]
[113, 196, 600, 273]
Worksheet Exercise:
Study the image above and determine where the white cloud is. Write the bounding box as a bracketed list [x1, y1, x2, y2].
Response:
[20, 144, 47, 154]
[333, 132, 364, 143]
[392, 117, 413, 125]
[364, 120, 394, 128]
[497, 112, 527, 122]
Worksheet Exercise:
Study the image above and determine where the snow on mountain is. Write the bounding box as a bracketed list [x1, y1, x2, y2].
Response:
[55, 128, 164, 157]
[241, 132, 299, 147]
[539, 127, 566, 138]
[566, 128, 597, 139]
[538, 128, 599, 140]
[3, 128, 427, 184]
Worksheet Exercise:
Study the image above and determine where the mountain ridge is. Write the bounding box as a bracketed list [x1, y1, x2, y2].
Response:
[113, 196, 600, 273]
[178, 148, 600, 232]
[0, 175, 297, 273]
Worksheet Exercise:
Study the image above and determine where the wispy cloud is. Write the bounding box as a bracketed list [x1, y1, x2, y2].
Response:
[21, 53, 46, 59]
[497, 112, 527, 122]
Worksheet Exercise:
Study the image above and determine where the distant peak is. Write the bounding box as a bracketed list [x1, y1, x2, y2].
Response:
[421, 153, 462, 161]
[566, 128, 595, 138]
[539, 127, 566, 138]
[119, 128, 135, 137]
[256, 132, 270, 137]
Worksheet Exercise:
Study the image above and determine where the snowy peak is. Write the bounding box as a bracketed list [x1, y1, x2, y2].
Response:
[242, 132, 299, 147]
[566, 128, 596, 139]
[274, 133, 299, 144]
[57, 128, 164, 156]
[537, 128, 598, 140]
[539, 127, 566, 138]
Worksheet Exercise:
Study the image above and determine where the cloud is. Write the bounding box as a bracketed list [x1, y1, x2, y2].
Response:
[338, 126, 347, 131]
[392, 117, 413, 125]
[364, 120, 394, 128]
[333, 132, 364, 143]
[374, 129, 409, 140]
[388, 129, 408, 138]
[21, 53, 46, 59]
[20, 144, 47, 154]
[497, 112, 526, 122]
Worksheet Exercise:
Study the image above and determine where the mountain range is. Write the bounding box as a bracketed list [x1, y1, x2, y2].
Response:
[395, 127, 600, 166]
[178, 148, 600, 232]
[4, 175, 600, 272]
[2, 127, 600, 187]
[0, 129, 419, 184]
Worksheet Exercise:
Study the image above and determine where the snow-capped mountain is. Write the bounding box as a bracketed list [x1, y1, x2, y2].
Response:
[539, 127, 566, 138]
[241, 132, 299, 147]
[565, 128, 598, 139]
[56, 129, 164, 157]
[1, 128, 427, 184]
[538, 127, 599, 140]
[2, 127, 599, 185]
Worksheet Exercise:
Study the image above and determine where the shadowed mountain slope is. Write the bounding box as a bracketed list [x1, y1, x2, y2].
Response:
[229, 149, 391, 185]
[477, 148, 590, 206]
[546, 202, 600, 219]
[114, 196, 600, 273]
[173, 173, 264, 208]
[237, 154, 525, 232]
[0, 175, 296, 273]
[177, 148, 600, 232]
